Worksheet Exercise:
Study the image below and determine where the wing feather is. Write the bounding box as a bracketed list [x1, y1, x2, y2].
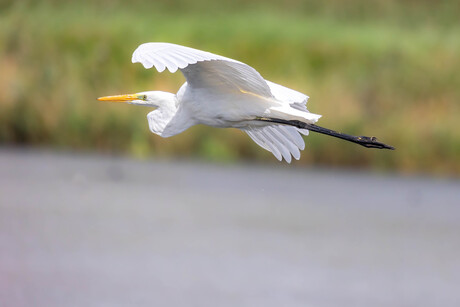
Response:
[161, 55, 178, 73]
[268, 126, 300, 160]
[246, 130, 270, 152]
[132, 42, 273, 98]
[266, 80, 309, 107]
[244, 125, 308, 162]
[261, 129, 288, 162]
[246, 127, 282, 161]
[279, 126, 305, 150]
[263, 129, 291, 163]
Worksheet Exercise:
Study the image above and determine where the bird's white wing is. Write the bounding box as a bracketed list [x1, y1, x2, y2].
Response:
[132, 42, 273, 98]
[244, 125, 305, 163]
[265, 80, 309, 110]
[265, 80, 311, 135]
[132, 42, 234, 73]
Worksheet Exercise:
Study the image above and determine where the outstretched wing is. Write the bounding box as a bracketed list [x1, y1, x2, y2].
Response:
[244, 125, 306, 163]
[132, 42, 273, 98]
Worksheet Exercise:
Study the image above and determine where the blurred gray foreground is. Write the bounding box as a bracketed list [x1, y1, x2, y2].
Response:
[0, 149, 459, 307]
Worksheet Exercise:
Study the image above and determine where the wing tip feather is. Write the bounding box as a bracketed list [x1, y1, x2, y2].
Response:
[246, 126, 309, 163]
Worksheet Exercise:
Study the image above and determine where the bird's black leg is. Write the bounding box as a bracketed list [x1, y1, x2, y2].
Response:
[256, 117, 395, 150]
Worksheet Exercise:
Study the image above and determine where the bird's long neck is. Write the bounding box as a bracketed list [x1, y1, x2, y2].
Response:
[146, 94, 194, 137]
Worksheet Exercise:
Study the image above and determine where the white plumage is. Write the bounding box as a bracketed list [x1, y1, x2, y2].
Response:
[101, 42, 323, 163]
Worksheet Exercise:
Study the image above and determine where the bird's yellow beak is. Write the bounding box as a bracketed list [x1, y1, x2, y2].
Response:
[97, 94, 139, 102]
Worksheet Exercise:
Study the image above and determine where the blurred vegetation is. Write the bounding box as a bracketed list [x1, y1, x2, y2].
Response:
[0, 0, 459, 175]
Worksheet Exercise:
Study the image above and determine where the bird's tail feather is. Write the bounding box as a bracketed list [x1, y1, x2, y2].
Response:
[268, 106, 321, 124]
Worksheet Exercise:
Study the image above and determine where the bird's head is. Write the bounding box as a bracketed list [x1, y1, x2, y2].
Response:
[98, 91, 176, 108]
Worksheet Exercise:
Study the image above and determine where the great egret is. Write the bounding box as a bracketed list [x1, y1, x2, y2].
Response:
[98, 42, 393, 162]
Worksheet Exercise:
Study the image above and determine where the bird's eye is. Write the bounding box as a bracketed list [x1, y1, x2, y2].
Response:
[137, 94, 147, 100]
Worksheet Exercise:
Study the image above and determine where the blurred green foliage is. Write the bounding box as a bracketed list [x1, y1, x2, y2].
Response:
[1, 0, 459, 175]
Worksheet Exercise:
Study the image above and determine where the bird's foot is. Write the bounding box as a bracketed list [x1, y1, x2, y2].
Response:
[357, 136, 395, 150]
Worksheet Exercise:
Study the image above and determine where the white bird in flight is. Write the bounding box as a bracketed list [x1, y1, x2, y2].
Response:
[98, 42, 393, 162]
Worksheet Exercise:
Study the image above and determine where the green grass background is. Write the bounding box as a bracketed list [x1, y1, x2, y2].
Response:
[1, 0, 459, 175]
